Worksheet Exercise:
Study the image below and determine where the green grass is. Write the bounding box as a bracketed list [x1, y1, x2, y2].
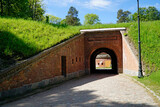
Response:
[0, 17, 131, 59]
[0, 17, 130, 70]
[0, 17, 79, 59]
[128, 20, 160, 98]
[0, 17, 160, 98]
[128, 21, 160, 74]
[96, 67, 112, 69]
[134, 70, 160, 97]
[0, 17, 160, 72]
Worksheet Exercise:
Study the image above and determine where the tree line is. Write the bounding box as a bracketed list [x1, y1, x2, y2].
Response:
[47, 6, 160, 26]
[117, 6, 160, 23]
[0, 2, 160, 25]
[46, 6, 100, 26]
[0, 0, 45, 20]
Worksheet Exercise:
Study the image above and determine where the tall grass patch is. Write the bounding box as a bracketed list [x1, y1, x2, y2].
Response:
[128, 21, 160, 74]
[0, 17, 131, 60]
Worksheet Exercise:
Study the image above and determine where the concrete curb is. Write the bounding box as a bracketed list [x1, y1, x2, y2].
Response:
[121, 74, 160, 104]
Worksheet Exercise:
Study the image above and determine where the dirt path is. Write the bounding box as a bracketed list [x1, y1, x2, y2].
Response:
[2, 74, 158, 107]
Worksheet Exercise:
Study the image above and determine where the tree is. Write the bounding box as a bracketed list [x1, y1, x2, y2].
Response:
[46, 15, 49, 23]
[130, 6, 160, 22]
[0, 0, 45, 20]
[0, 0, 4, 16]
[84, 13, 100, 25]
[60, 19, 67, 25]
[45, 14, 61, 24]
[28, 0, 45, 21]
[0, 0, 30, 18]
[117, 9, 131, 23]
[66, 6, 80, 26]
[10, 0, 30, 18]
[147, 6, 160, 21]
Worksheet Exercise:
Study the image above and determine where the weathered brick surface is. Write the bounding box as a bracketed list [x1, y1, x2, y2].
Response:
[0, 29, 137, 99]
[0, 35, 85, 93]
[84, 31, 123, 73]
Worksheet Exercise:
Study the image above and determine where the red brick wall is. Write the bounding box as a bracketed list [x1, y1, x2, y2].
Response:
[0, 35, 85, 92]
[0, 30, 125, 97]
[84, 31, 123, 73]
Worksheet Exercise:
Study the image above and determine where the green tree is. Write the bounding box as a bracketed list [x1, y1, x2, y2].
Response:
[130, 6, 160, 21]
[28, 0, 45, 21]
[60, 19, 67, 25]
[84, 13, 100, 25]
[147, 6, 160, 21]
[0, 0, 4, 16]
[66, 6, 80, 26]
[117, 9, 131, 23]
[130, 7, 147, 21]
[0, 0, 30, 18]
[0, 0, 45, 20]
[45, 14, 61, 24]
[12, 0, 30, 18]
[46, 15, 49, 23]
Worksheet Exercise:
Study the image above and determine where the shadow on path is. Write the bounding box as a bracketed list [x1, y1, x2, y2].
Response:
[2, 74, 157, 107]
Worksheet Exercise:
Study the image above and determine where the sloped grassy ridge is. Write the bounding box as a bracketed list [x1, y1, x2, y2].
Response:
[0, 17, 160, 96]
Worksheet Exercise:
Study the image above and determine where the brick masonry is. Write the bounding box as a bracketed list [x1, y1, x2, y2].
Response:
[84, 31, 123, 73]
[0, 28, 138, 100]
[0, 35, 86, 100]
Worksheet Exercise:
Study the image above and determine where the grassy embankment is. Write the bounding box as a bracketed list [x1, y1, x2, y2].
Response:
[0, 17, 130, 69]
[128, 21, 160, 97]
[0, 17, 160, 96]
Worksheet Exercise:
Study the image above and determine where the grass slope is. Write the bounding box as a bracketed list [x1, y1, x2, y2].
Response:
[128, 21, 160, 73]
[0, 17, 130, 69]
[0, 17, 160, 96]
[128, 21, 160, 97]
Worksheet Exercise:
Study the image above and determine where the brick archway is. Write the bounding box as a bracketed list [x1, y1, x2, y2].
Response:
[82, 28, 124, 74]
[90, 48, 118, 74]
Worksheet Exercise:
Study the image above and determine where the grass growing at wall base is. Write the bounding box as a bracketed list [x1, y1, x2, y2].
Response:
[96, 67, 112, 69]
[128, 20, 160, 98]
[134, 70, 160, 97]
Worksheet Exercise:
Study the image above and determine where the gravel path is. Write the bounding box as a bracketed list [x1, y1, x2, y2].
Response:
[2, 74, 159, 107]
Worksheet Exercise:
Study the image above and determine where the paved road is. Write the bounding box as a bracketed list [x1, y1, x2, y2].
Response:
[2, 74, 159, 107]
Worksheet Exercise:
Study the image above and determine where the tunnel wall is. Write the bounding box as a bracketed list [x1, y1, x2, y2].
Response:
[84, 31, 123, 74]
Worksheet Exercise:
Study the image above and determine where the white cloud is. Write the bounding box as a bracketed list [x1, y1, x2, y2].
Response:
[43, 0, 128, 11]
[44, 0, 78, 6]
[84, 0, 111, 9]
[155, 3, 160, 9]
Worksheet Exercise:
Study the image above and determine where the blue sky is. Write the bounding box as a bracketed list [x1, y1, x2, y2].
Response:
[43, 0, 160, 24]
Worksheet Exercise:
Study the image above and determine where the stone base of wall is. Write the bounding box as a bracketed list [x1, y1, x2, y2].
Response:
[85, 69, 90, 74]
[118, 68, 123, 73]
[123, 69, 138, 76]
[0, 70, 86, 101]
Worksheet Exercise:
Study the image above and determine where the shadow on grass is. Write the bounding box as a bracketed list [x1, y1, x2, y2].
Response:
[0, 31, 36, 70]
[1, 74, 156, 107]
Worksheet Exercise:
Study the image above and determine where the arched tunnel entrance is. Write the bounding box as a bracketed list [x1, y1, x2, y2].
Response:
[90, 48, 118, 74]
